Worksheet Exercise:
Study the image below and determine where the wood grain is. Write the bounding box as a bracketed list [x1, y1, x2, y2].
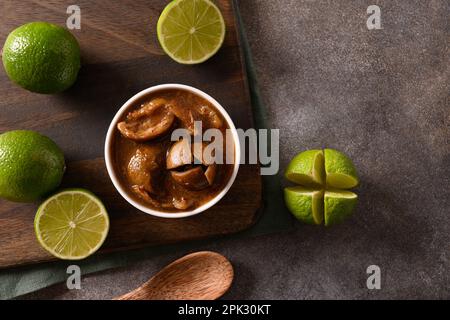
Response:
[116, 251, 233, 300]
[0, 0, 262, 268]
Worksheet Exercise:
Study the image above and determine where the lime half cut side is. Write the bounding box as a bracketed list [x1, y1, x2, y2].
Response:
[157, 0, 226, 64]
[284, 187, 324, 225]
[285, 149, 325, 187]
[34, 189, 109, 260]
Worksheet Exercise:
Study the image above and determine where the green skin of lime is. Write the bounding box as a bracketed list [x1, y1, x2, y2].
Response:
[324, 149, 359, 189]
[0, 130, 66, 202]
[2, 22, 80, 94]
[324, 191, 358, 226]
[284, 187, 323, 225]
[284, 149, 324, 187]
[284, 149, 359, 226]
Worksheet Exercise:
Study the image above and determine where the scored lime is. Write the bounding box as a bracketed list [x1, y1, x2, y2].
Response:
[324, 190, 358, 227]
[2, 22, 80, 94]
[34, 189, 109, 260]
[284, 148, 359, 226]
[284, 187, 323, 225]
[157, 0, 226, 64]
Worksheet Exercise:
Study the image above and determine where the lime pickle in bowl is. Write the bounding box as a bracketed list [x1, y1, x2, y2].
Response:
[105, 84, 240, 218]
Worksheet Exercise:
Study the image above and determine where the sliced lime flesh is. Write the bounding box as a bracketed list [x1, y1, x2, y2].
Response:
[326, 173, 359, 189]
[285, 149, 325, 187]
[34, 189, 109, 260]
[157, 0, 226, 64]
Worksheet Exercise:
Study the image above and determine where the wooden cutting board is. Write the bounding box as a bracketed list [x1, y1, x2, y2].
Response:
[0, 0, 262, 268]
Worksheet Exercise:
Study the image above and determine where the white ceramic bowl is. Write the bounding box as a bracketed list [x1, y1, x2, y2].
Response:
[105, 84, 241, 218]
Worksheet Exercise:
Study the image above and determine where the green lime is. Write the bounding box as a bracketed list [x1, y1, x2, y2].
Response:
[34, 189, 109, 260]
[2, 22, 80, 94]
[284, 148, 359, 226]
[284, 187, 323, 225]
[157, 0, 226, 64]
[285, 149, 324, 187]
[324, 190, 358, 227]
[0, 130, 65, 202]
[324, 148, 359, 189]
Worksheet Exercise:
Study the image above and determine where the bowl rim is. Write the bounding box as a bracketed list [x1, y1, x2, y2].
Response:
[104, 83, 241, 219]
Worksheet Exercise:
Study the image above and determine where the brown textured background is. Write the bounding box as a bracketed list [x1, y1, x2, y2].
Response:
[24, 0, 449, 299]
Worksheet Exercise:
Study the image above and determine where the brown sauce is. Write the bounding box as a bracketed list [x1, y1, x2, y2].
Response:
[110, 89, 235, 212]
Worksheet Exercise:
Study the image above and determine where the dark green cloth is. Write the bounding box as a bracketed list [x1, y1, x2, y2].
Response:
[0, 2, 293, 300]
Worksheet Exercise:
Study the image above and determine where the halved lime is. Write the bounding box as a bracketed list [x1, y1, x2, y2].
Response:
[285, 149, 325, 187]
[324, 149, 359, 189]
[34, 189, 109, 260]
[324, 190, 358, 227]
[284, 187, 324, 225]
[157, 0, 226, 64]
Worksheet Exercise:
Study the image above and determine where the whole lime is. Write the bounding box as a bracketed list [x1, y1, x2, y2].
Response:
[2, 22, 80, 94]
[0, 130, 66, 202]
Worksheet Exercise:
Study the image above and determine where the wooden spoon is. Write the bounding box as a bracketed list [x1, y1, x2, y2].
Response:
[115, 251, 234, 300]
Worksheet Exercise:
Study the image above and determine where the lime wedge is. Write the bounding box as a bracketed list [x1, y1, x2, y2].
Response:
[157, 0, 226, 64]
[284, 187, 324, 225]
[324, 190, 358, 226]
[34, 189, 109, 260]
[285, 149, 325, 187]
[324, 149, 359, 189]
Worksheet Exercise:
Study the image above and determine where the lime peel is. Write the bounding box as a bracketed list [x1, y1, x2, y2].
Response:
[285, 149, 324, 187]
[284, 148, 359, 226]
[0, 130, 65, 202]
[284, 187, 323, 225]
[324, 149, 359, 189]
[2, 22, 80, 94]
[324, 190, 358, 226]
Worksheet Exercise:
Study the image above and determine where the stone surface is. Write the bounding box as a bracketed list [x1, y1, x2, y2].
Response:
[22, 0, 449, 299]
